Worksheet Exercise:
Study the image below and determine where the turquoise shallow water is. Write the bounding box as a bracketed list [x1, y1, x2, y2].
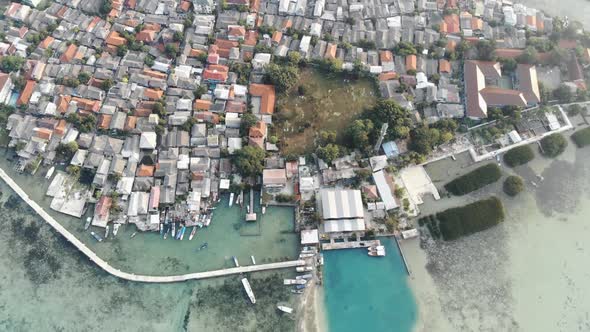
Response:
[323, 237, 417, 332]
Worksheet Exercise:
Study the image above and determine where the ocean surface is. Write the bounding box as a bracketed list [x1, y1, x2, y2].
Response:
[323, 238, 417, 332]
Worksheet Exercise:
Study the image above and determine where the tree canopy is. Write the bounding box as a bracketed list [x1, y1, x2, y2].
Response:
[540, 133, 567, 157]
[503, 175, 524, 197]
[0, 56, 25, 73]
[366, 100, 412, 140]
[264, 63, 299, 93]
[345, 119, 374, 150]
[234, 146, 265, 177]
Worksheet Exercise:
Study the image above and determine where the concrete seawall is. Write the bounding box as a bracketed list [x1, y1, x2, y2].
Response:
[0, 167, 304, 283]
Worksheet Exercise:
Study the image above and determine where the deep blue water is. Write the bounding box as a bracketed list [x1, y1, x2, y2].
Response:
[323, 237, 417, 332]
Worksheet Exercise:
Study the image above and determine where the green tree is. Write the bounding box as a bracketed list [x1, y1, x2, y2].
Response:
[152, 100, 167, 117]
[78, 72, 91, 84]
[234, 146, 266, 177]
[240, 112, 258, 135]
[540, 133, 567, 157]
[366, 100, 412, 139]
[503, 175, 524, 197]
[116, 44, 128, 57]
[264, 63, 299, 93]
[316, 143, 341, 164]
[173, 31, 184, 42]
[0, 56, 25, 73]
[165, 44, 179, 58]
[500, 58, 517, 72]
[194, 85, 208, 98]
[516, 46, 538, 64]
[476, 40, 496, 61]
[101, 78, 114, 91]
[553, 84, 574, 103]
[503, 145, 535, 167]
[346, 119, 374, 149]
[56, 141, 79, 161]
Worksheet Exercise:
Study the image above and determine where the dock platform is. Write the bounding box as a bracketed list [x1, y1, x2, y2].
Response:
[321, 239, 381, 250]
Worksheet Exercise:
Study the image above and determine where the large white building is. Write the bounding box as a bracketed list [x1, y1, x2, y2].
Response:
[320, 189, 365, 233]
[0, 73, 14, 104]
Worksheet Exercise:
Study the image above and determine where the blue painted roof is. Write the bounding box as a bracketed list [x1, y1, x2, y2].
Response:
[382, 141, 399, 157]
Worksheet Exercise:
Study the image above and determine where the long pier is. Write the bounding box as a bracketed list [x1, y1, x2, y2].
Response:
[0, 167, 304, 283]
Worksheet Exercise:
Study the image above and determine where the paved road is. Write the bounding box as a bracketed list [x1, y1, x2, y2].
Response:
[0, 167, 304, 283]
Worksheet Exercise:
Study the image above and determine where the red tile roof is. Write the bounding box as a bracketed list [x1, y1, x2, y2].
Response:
[249, 83, 276, 115]
[60, 44, 78, 63]
[17, 80, 36, 105]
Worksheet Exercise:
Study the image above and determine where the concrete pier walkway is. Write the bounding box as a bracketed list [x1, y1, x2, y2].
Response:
[0, 167, 304, 283]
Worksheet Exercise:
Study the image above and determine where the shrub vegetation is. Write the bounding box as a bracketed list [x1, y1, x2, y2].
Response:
[571, 127, 590, 148]
[503, 175, 524, 197]
[540, 133, 567, 157]
[444, 163, 502, 196]
[419, 197, 505, 241]
[503, 145, 534, 167]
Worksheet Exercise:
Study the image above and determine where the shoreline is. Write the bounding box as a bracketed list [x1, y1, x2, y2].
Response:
[298, 278, 328, 332]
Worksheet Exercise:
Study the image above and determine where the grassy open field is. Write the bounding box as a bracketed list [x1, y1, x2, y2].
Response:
[273, 69, 378, 155]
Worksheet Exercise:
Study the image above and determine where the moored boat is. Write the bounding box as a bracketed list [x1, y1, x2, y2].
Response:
[233, 256, 239, 267]
[296, 273, 313, 280]
[130, 232, 137, 238]
[113, 223, 120, 236]
[277, 305, 293, 314]
[104, 225, 110, 239]
[45, 166, 55, 179]
[90, 231, 103, 242]
[189, 226, 197, 240]
[84, 217, 92, 230]
[262, 206, 266, 214]
[251, 255, 256, 265]
[284, 279, 307, 285]
[179, 226, 187, 240]
[229, 192, 234, 207]
[295, 284, 307, 290]
[296, 266, 313, 272]
[241, 278, 256, 304]
[171, 222, 176, 238]
[290, 289, 304, 294]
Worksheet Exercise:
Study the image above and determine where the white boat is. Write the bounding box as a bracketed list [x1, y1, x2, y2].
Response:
[204, 214, 212, 227]
[130, 232, 137, 238]
[233, 256, 239, 267]
[299, 253, 315, 259]
[296, 274, 313, 280]
[283, 279, 307, 285]
[229, 192, 235, 207]
[113, 224, 120, 236]
[104, 225, 110, 239]
[262, 206, 266, 214]
[296, 266, 313, 272]
[84, 217, 92, 230]
[90, 231, 103, 242]
[251, 255, 256, 265]
[277, 305, 293, 314]
[45, 166, 55, 179]
[189, 226, 197, 240]
[368, 246, 386, 257]
[171, 222, 176, 237]
[242, 278, 256, 304]
[290, 289, 304, 294]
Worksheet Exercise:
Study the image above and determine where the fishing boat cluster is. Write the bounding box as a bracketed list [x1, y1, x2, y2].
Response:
[368, 245, 386, 257]
[283, 246, 318, 295]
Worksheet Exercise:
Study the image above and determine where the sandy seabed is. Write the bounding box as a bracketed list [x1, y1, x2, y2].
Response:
[402, 134, 590, 332]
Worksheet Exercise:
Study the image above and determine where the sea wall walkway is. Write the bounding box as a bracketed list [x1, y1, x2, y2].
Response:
[0, 167, 304, 283]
